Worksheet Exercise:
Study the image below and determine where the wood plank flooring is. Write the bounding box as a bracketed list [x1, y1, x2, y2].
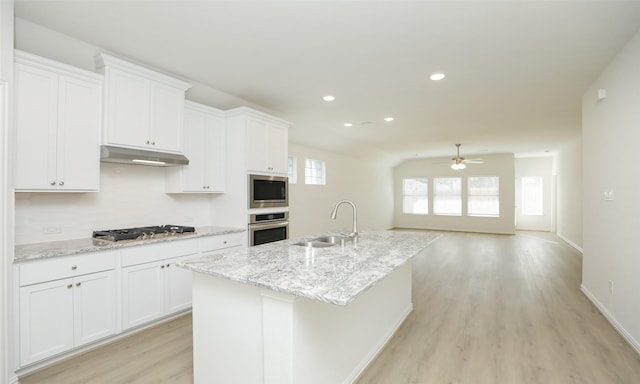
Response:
[19, 231, 640, 384]
[357, 231, 640, 384]
[19, 313, 193, 384]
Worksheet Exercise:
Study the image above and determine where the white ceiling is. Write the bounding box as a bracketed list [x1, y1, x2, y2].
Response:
[14, 1, 640, 164]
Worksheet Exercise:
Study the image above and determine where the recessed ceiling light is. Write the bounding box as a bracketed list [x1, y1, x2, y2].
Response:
[384, 117, 394, 122]
[429, 73, 445, 81]
[344, 123, 353, 127]
[323, 95, 335, 102]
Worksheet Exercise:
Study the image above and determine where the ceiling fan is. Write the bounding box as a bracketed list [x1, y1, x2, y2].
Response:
[450, 144, 484, 170]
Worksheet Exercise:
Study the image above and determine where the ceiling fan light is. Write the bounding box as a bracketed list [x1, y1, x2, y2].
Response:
[458, 163, 466, 170]
[451, 163, 459, 170]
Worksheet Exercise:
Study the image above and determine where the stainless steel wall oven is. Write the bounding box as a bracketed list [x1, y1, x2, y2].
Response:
[248, 211, 289, 246]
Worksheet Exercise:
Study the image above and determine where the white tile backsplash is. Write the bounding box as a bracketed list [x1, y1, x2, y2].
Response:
[15, 162, 214, 245]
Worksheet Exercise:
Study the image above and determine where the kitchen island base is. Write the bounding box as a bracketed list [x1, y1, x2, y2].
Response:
[192, 262, 412, 384]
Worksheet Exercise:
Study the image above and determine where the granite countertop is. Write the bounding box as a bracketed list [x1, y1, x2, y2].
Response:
[178, 230, 441, 306]
[14, 226, 246, 263]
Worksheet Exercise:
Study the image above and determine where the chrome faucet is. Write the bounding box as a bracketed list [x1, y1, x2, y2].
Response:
[330, 199, 358, 239]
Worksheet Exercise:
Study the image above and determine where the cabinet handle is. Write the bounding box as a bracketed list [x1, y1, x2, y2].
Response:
[146, 140, 150, 144]
[50, 181, 56, 186]
[67, 284, 72, 289]
[76, 282, 81, 287]
[166, 264, 170, 268]
[151, 141, 156, 145]
[71, 265, 77, 270]
[161, 265, 165, 269]
[58, 181, 64, 186]
[223, 240, 227, 244]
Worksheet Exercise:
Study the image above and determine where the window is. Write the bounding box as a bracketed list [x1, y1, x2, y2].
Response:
[402, 178, 428, 214]
[304, 158, 326, 185]
[288, 156, 297, 184]
[468, 176, 500, 217]
[433, 177, 461, 216]
[522, 176, 543, 215]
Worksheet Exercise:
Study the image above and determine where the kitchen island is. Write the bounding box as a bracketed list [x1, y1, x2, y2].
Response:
[178, 230, 441, 384]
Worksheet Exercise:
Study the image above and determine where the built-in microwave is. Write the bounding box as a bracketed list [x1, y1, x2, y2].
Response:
[248, 174, 289, 209]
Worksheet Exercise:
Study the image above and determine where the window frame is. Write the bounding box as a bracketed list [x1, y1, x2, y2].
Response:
[304, 158, 326, 185]
[402, 177, 429, 215]
[521, 176, 543, 216]
[432, 177, 462, 216]
[467, 176, 500, 217]
[288, 156, 297, 184]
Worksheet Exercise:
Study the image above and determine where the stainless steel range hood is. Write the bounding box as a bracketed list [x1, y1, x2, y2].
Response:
[100, 145, 189, 167]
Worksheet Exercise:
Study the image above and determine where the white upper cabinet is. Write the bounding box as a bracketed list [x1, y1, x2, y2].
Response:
[166, 101, 226, 193]
[96, 53, 191, 153]
[14, 51, 102, 192]
[227, 107, 290, 175]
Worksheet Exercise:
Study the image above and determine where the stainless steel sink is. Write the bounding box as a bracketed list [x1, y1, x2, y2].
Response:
[313, 235, 350, 245]
[293, 241, 336, 248]
[293, 235, 352, 248]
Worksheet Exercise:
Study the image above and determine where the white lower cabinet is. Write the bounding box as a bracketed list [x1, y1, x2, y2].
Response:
[121, 240, 200, 330]
[19, 278, 74, 365]
[121, 261, 164, 329]
[16, 232, 244, 368]
[18, 268, 117, 366]
[122, 255, 199, 329]
[73, 271, 118, 346]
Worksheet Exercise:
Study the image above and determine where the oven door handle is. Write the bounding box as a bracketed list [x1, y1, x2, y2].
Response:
[249, 221, 289, 230]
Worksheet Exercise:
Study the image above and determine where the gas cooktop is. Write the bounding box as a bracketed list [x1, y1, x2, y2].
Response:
[92, 225, 196, 242]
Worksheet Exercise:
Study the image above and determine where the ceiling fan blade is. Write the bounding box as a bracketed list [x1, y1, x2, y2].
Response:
[463, 160, 484, 164]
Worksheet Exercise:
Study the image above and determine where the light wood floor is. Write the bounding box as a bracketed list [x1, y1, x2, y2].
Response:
[19, 231, 640, 384]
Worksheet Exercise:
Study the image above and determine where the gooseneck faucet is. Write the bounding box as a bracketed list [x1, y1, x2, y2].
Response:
[330, 199, 358, 239]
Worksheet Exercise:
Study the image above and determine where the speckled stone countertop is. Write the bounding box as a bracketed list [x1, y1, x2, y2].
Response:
[14, 226, 245, 263]
[178, 230, 441, 306]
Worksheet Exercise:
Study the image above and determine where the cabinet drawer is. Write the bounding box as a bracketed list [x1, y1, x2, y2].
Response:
[199, 232, 243, 253]
[121, 239, 199, 267]
[19, 250, 118, 287]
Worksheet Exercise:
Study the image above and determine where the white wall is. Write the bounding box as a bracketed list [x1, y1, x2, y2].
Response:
[514, 156, 553, 231]
[1, 1, 15, 382]
[582, 29, 640, 353]
[556, 138, 582, 250]
[393, 153, 515, 234]
[288, 143, 394, 238]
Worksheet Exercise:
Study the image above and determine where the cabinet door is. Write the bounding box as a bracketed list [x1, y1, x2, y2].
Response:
[149, 82, 184, 152]
[105, 68, 149, 148]
[180, 108, 208, 191]
[246, 118, 269, 173]
[19, 278, 74, 365]
[266, 124, 289, 174]
[14, 63, 58, 190]
[167, 105, 225, 193]
[122, 262, 164, 330]
[74, 270, 117, 347]
[56, 75, 101, 191]
[165, 260, 192, 314]
[205, 113, 226, 192]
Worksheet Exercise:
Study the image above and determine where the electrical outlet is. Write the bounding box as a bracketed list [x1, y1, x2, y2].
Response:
[42, 226, 62, 235]
[608, 280, 614, 295]
[604, 189, 614, 201]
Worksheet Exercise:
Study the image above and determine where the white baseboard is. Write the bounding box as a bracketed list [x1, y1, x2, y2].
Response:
[9, 374, 19, 384]
[580, 285, 640, 355]
[557, 232, 583, 253]
[346, 304, 413, 384]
